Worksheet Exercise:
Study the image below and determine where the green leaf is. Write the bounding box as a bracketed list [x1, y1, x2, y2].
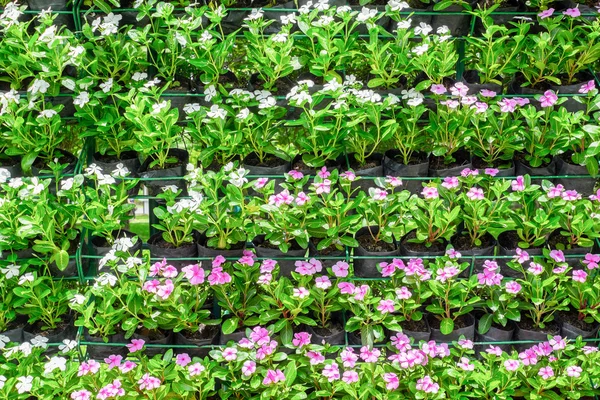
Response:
[478, 314, 492, 335]
[440, 318, 454, 335]
[54, 250, 70, 271]
[222, 318, 239, 335]
[285, 361, 297, 387]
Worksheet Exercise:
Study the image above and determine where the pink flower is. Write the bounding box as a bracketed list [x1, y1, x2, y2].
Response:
[519, 349, 538, 366]
[504, 359, 521, 371]
[562, 190, 581, 201]
[212, 255, 226, 268]
[377, 299, 395, 313]
[539, 90, 558, 108]
[446, 248, 461, 259]
[295, 192, 309, 206]
[473, 101, 489, 113]
[313, 179, 331, 194]
[318, 167, 330, 179]
[181, 264, 205, 285]
[250, 327, 270, 345]
[307, 351, 325, 365]
[176, 353, 191, 367]
[260, 259, 277, 273]
[515, 248, 530, 264]
[340, 170, 357, 181]
[142, 279, 160, 293]
[119, 360, 137, 373]
[498, 98, 517, 113]
[477, 268, 503, 286]
[467, 187, 484, 200]
[547, 184, 564, 198]
[583, 253, 600, 270]
[242, 361, 256, 376]
[293, 287, 309, 298]
[156, 279, 174, 300]
[342, 370, 359, 384]
[391, 333, 411, 352]
[288, 170, 304, 180]
[359, 346, 380, 363]
[486, 345, 503, 356]
[338, 281, 355, 294]
[563, 6, 580, 17]
[430, 84, 446, 95]
[104, 355, 122, 370]
[441, 99, 460, 109]
[383, 373, 399, 390]
[573, 270, 587, 283]
[396, 286, 412, 300]
[480, 89, 497, 97]
[514, 97, 530, 106]
[238, 250, 256, 266]
[331, 261, 349, 277]
[549, 250, 565, 263]
[416, 376, 439, 394]
[340, 347, 358, 367]
[254, 178, 268, 189]
[441, 176, 459, 189]
[484, 168, 499, 176]
[188, 362, 205, 376]
[257, 273, 272, 284]
[457, 357, 474, 371]
[371, 188, 388, 200]
[580, 80, 596, 94]
[126, 339, 145, 353]
[138, 373, 161, 390]
[262, 369, 285, 385]
[222, 347, 238, 361]
[458, 339, 473, 349]
[208, 266, 232, 285]
[505, 281, 522, 294]
[511, 176, 525, 192]
[553, 264, 567, 274]
[461, 168, 479, 177]
[538, 8, 554, 19]
[353, 284, 369, 301]
[379, 261, 397, 277]
[451, 82, 469, 97]
[527, 262, 544, 275]
[386, 176, 403, 187]
[292, 332, 311, 348]
[566, 365, 582, 377]
[436, 265, 460, 282]
[549, 335, 566, 350]
[539, 366, 554, 380]
[422, 186, 439, 199]
[149, 258, 166, 276]
[78, 360, 100, 376]
[71, 390, 92, 400]
[590, 189, 600, 201]
[315, 275, 332, 289]
[322, 362, 340, 382]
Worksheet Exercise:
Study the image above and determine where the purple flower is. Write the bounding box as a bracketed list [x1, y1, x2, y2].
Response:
[538, 8, 554, 19]
[563, 6, 580, 17]
[579, 80, 596, 94]
[539, 90, 558, 108]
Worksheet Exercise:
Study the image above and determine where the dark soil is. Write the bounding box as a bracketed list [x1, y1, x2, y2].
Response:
[401, 319, 428, 332]
[401, 231, 447, 253]
[201, 159, 224, 173]
[0, 156, 18, 167]
[429, 314, 472, 330]
[33, 152, 76, 170]
[183, 324, 219, 341]
[29, 318, 71, 337]
[452, 232, 495, 251]
[67, 235, 81, 254]
[428, 150, 470, 171]
[518, 317, 559, 334]
[205, 240, 245, 251]
[94, 151, 138, 164]
[244, 153, 288, 168]
[547, 230, 578, 249]
[348, 0, 387, 5]
[557, 310, 596, 332]
[251, 76, 296, 94]
[498, 230, 523, 250]
[357, 234, 396, 252]
[149, 235, 193, 250]
[4, 316, 28, 331]
[490, 321, 514, 332]
[348, 154, 381, 171]
[389, 151, 428, 166]
[91, 230, 132, 248]
[225, 0, 289, 8]
[471, 156, 513, 170]
[312, 322, 343, 337]
[137, 328, 168, 341]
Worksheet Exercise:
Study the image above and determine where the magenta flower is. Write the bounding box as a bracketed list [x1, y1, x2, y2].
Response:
[78, 360, 100, 376]
[104, 355, 122, 370]
[353, 284, 369, 301]
[288, 170, 304, 180]
[583, 253, 600, 270]
[580, 80, 596, 94]
[322, 362, 340, 382]
[315, 275, 332, 289]
[498, 98, 517, 113]
[318, 166, 330, 179]
[70, 390, 92, 400]
[467, 187, 484, 200]
[331, 261, 349, 277]
[527, 262, 544, 275]
[539, 366, 554, 380]
[359, 346, 381, 363]
[549, 250, 566, 263]
[563, 6, 580, 17]
[538, 8, 554, 19]
[504, 359, 521, 371]
[340, 347, 358, 367]
[212, 255, 226, 268]
[342, 370, 359, 384]
[338, 281, 356, 294]
[383, 373, 399, 390]
[242, 360, 257, 376]
[377, 299, 395, 314]
[461, 168, 478, 177]
[263, 369, 286, 385]
[379, 261, 397, 277]
[484, 168, 499, 176]
[188, 362, 205, 376]
[416, 376, 439, 394]
[480, 89, 497, 97]
[370, 188, 388, 200]
[421, 186, 439, 199]
[430, 84, 446, 95]
[539, 90, 558, 107]
[138, 373, 161, 390]
[590, 189, 600, 201]
[441, 176, 459, 189]
[566, 365, 582, 377]
[250, 327, 270, 345]
[222, 347, 238, 361]
[307, 350, 325, 365]
[208, 266, 232, 285]
[511, 176, 526, 192]
[295, 191, 309, 206]
[126, 339, 145, 353]
[292, 332, 311, 348]
[573, 270, 587, 283]
[505, 281, 522, 294]
[562, 190, 581, 201]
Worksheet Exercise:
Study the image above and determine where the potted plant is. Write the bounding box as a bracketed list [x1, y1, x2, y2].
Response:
[561, 269, 600, 339]
[0, 261, 23, 342]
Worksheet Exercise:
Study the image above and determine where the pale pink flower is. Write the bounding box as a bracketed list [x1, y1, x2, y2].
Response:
[332, 261, 349, 277]
[422, 186, 439, 199]
[504, 359, 521, 371]
[457, 357, 475, 371]
[295, 192, 309, 206]
[208, 266, 232, 285]
[446, 248, 461, 259]
[342, 370, 359, 384]
[480, 89, 496, 97]
[436, 265, 460, 282]
[441, 99, 460, 109]
[563, 6, 580, 17]
[511, 176, 525, 191]
[377, 299, 395, 313]
[539, 90, 558, 108]
[176, 353, 191, 367]
[292, 332, 311, 348]
[484, 168, 499, 176]
[383, 373, 399, 390]
[254, 178, 268, 189]
[250, 327, 270, 345]
[441, 176, 459, 189]
[562, 190, 581, 201]
[579, 80, 596, 94]
[126, 339, 145, 353]
[293, 287, 309, 298]
[359, 346, 380, 363]
[379, 261, 397, 277]
[527, 262, 544, 275]
[340, 171, 357, 181]
[566, 365, 582, 377]
[539, 366, 554, 380]
[322, 363, 340, 382]
[188, 362, 205, 376]
[212, 255, 226, 268]
[138, 373, 161, 390]
[514, 97, 530, 106]
[547, 184, 564, 198]
[78, 360, 100, 376]
[473, 101, 488, 113]
[386, 176, 403, 187]
[313, 179, 331, 195]
[315, 275, 332, 289]
[162, 265, 177, 278]
[119, 360, 137, 373]
[222, 347, 238, 361]
[318, 167, 330, 179]
[338, 281, 355, 294]
[549, 250, 565, 263]
[340, 347, 358, 368]
[391, 333, 412, 351]
[467, 187, 484, 200]
[262, 369, 285, 385]
[515, 248, 530, 264]
[519, 349, 538, 366]
[538, 8, 554, 19]
[396, 286, 412, 300]
[486, 345, 503, 356]
[416, 376, 439, 394]
[549, 335, 566, 350]
[71, 390, 92, 400]
[353, 284, 369, 301]
[104, 355, 122, 370]
[307, 351, 325, 365]
[430, 84, 446, 95]
[288, 170, 304, 180]
[505, 281, 522, 294]
[371, 188, 388, 200]
[450, 82, 469, 97]
[461, 168, 479, 177]
[583, 253, 600, 270]
[498, 98, 517, 113]
[181, 264, 205, 285]
[458, 339, 473, 349]
[242, 361, 256, 376]
[573, 270, 587, 283]
[261, 259, 277, 273]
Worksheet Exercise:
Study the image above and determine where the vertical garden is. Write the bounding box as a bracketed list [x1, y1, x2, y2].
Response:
[1, 0, 600, 398]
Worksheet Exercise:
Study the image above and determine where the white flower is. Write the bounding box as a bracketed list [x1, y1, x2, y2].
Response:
[18, 273, 34, 285]
[132, 72, 148, 82]
[206, 104, 226, 119]
[98, 250, 117, 270]
[414, 22, 432, 36]
[44, 356, 67, 374]
[96, 273, 117, 287]
[98, 174, 116, 186]
[236, 108, 250, 119]
[145, 78, 161, 88]
[85, 163, 103, 176]
[62, 78, 76, 91]
[412, 43, 429, 56]
[59, 339, 77, 354]
[38, 109, 57, 119]
[0, 168, 10, 184]
[290, 56, 303, 70]
[280, 13, 297, 25]
[112, 163, 130, 178]
[16, 376, 33, 394]
[407, 97, 424, 106]
[60, 178, 74, 191]
[272, 33, 288, 43]
[28, 79, 50, 96]
[100, 78, 113, 93]
[315, 0, 330, 10]
[162, 185, 179, 193]
[99, 13, 122, 35]
[254, 90, 272, 101]
[152, 101, 168, 115]
[73, 91, 90, 108]
[113, 237, 134, 252]
[313, 15, 334, 27]
[8, 177, 23, 189]
[388, 0, 409, 11]
[183, 103, 201, 115]
[437, 25, 450, 35]
[199, 30, 212, 43]
[336, 5, 352, 14]
[290, 91, 312, 106]
[0, 3, 23, 28]
[259, 97, 277, 109]
[0, 335, 9, 349]
[0, 375, 5, 389]
[387, 94, 400, 105]
[123, 257, 143, 272]
[204, 85, 217, 102]
[356, 7, 377, 22]
[30, 335, 48, 348]
[244, 9, 263, 21]
[229, 168, 249, 188]
[39, 25, 57, 43]
[175, 32, 187, 47]
[69, 294, 86, 306]
[68, 45, 85, 59]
